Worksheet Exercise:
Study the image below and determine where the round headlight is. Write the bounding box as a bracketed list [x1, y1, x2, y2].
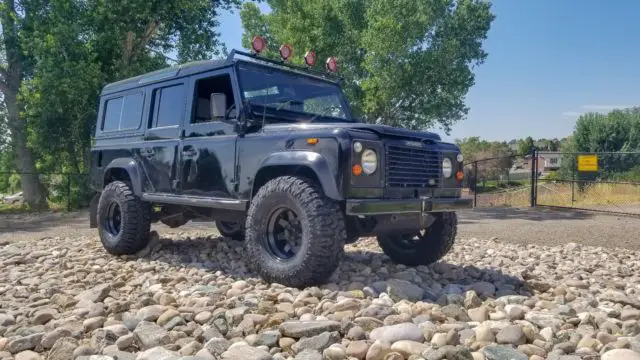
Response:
[442, 158, 453, 178]
[353, 142, 363, 153]
[361, 149, 378, 175]
[456, 153, 464, 163]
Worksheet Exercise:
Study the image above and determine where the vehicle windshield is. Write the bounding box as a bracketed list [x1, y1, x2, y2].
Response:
[237, 62, 352, 123]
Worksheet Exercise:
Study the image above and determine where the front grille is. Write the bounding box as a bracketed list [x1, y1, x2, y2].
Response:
[385, 144, 442, 188]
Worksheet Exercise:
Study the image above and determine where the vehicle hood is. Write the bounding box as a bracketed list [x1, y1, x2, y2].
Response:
[262, 122, 442, 142]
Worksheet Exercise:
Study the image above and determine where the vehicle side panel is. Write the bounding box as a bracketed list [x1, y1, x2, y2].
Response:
[236, 131, 347, 200]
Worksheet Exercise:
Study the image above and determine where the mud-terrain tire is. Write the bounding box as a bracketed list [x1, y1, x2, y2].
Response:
[377, 212, 457, 266]
[97, 181, 151, 255]
[244, 176, 346, 287]
[215, 221, 245, 241]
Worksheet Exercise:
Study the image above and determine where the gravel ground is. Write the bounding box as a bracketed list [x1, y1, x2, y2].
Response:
[0, 209, 639, 360]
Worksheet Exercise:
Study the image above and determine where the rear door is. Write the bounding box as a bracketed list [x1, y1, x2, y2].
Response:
[140, 79, 187, 194]
[178, 68, 240, 198]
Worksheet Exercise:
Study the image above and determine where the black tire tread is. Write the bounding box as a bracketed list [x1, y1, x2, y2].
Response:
[97, 181, 150, 255]
[244, 176, 346, 287]
[377, 212, 457, 266]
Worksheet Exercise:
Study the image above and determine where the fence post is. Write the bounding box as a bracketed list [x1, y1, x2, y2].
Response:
[571, 156, 576, 204]
[473, 161, 478, 207]
[530, 147, 537, 207]
[67, 173, 71, 212]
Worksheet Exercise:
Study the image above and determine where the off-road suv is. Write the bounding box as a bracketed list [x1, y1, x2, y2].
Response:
[89, 47, 472, 288]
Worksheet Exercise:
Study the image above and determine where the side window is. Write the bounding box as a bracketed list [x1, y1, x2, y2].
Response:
[150, 84, 186, 128]
[101, 92, 144, 132]
[120, 92, 144, 130]
[192, 74, 235, 123]
[102, 97, 123, 131]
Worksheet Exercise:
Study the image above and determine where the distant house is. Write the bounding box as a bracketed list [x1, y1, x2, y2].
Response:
[525, 152, 562, 172]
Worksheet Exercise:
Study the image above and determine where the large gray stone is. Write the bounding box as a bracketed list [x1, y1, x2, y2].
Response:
[385, 280, 424, 302]
[76, 284, 111, 303]
[221, 345, 272, 360]
[369, 323, 423, 344]
[483, 345, 528, 360]
[6, 333, 44, 353]
[291, 331, 340, 354]
[133, 321, 170, 350]
[279, 321, 341, 338]
[47, 337, 78, 360]
[601, 349, 640, 360]
[135, 346, 181, 360]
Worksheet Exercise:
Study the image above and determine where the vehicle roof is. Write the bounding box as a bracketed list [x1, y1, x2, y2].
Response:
[101, 51, 341, 96]
[101, 59, 230, 96]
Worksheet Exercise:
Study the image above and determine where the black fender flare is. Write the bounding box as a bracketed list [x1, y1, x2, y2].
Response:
[254, 151, 343, 201]
[104, 158, 144, 195]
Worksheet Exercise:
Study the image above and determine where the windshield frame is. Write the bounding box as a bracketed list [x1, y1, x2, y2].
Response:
[234, 60, 354, 123]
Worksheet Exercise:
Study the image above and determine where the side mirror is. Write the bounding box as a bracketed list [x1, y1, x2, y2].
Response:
[210, 93, 227, 120]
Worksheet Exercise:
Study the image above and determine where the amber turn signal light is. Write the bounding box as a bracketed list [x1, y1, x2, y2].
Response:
[306, 138, 319, 145]
[455, 171, 464, 181]
[352, 164, 363, 176]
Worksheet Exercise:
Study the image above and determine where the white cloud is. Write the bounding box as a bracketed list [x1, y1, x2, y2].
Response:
[581, 104, 635, 111]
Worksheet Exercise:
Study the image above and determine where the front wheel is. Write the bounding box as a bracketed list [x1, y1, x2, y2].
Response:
[244, 176, 346, 288]
[97, 181, 151, 255]
[377, 212, 457, 266]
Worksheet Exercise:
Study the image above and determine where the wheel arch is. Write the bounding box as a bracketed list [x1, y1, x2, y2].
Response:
[103, 158, 143, 195]
[251, 151, 343, 201]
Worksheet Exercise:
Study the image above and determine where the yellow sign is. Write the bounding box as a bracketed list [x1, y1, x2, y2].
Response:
[577, 154, 598, 172]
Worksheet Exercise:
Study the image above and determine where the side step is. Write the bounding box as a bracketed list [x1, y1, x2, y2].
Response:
[141, 193, 247, 211]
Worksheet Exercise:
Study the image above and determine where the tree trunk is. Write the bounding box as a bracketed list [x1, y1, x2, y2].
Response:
[1, 0, 49, 210]
[4, 92, 49, 210]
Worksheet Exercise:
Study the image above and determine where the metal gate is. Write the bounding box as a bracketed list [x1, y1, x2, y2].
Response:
[465, 150, 640, 216]
[532, 150, 640, 216]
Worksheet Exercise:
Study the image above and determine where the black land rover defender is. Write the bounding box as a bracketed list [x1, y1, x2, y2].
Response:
[89, 47, 472, 288]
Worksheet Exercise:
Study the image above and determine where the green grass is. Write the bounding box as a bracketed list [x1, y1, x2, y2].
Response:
[0, 200, 68, 214]
[475, 179, 529, 194]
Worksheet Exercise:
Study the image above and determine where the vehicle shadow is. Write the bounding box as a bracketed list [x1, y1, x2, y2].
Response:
[0, 210, 89, 234]
[457, 206, 593, 224]
[132, 232, 532, 302]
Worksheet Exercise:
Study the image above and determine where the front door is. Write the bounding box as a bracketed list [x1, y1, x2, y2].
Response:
[141, 79, 187, 194]
[179, 69, 239, 198]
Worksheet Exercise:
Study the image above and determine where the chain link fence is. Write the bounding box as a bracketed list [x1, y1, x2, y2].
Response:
[534, 151, 640, 216]
[462, 154, 532, 209]
[0, 172, 92, 213]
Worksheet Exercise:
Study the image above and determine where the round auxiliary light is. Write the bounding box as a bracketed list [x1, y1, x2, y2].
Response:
[251, 36, 266, 54]
[361, 149, 378, 175]
[457, 153, 464, 162]
[353, 141, 363, 153]
[442, 158, 453, 178]
[279, 44, 292, 61]
[304, 50, 316, 66]
[325, 57, 338, 72]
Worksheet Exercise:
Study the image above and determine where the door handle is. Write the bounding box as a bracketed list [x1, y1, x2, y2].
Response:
[140, 148, 155, 158]
[182, 147, 197, 158]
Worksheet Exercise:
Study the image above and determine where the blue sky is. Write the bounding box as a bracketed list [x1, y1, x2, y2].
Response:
[217, 0, 640, 142]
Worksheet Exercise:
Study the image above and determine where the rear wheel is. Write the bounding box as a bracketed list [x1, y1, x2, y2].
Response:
[97, 181, 150, 255]
[215, 221, 245, 241]
[376, 212, 457, 266]
[244, 176, 346, 288]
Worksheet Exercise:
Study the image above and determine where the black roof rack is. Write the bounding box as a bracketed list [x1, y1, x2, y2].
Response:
[227, 49, 343, 83]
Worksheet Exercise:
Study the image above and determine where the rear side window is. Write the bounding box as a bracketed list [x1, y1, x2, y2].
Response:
[150, 84, 186, 128]
[101, 92, 144, 131]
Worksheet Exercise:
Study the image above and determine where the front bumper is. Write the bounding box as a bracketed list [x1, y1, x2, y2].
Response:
[345, 197, 472, 216]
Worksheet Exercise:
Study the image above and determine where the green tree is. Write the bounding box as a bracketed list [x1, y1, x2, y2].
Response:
[517, 136, 534, 155]
[0, 0, 50, 209]
[2, 0, 241, 209]
[240, 0, 494, 133]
